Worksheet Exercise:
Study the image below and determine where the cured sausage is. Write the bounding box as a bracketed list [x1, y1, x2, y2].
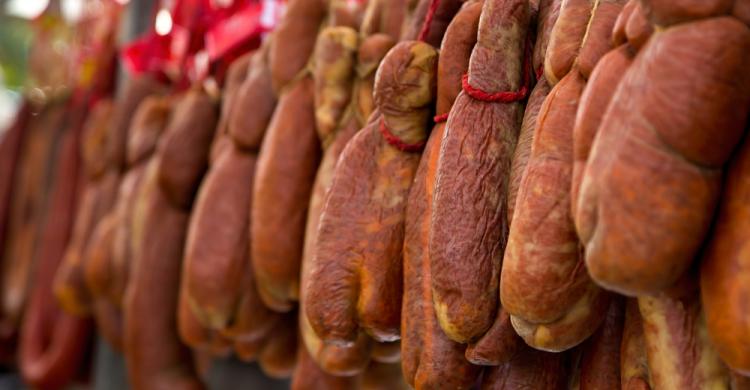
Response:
[86, 96, 172, 306]
[353, 34, 396, 124]
[544, 0, 593, 84]
[623, 1, 653, 51]
[360, 0, 408, 40]
[19, 107, 92, 389]
[430, 0, 529, 344]
[401, 2, 484, 387]
[0, 102, 30, 260]
[105, 76, 166, 171]
[570, 44, 633, 226]
[252, 76, 321, 311]
[701, 133, 750, 376]
[575, 17, 750, 296]
[125, 86, 218, 389]
[502, 66, 613, 355]
[210, 52, 252, 163]
[576, 0, 626, 80]
[533, 0, 562, 73]
[54, 100, 118, 315]
[307, 41, 438, 344]
[228, 46, 276, 151]
[156, 88, 219, 210]
[269, 0, 328, 93]
[124, 164, 204, 390]
[183, 146, 266, 328]
[611, 0, 635, 47]
[300, 27, 377, 376]
[7, 98, 68, 323]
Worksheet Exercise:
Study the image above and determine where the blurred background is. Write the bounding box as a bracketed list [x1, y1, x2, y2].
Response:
[0, 0, 141, 131]
[0, 1, 291, 387]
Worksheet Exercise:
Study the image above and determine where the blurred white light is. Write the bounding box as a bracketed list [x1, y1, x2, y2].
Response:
[155, 8, 173, 36]
[5, 0, 49, 19]
[61, 0, 84, 23]
[261, 0, 281, 29]
[114, 0, 130, 4]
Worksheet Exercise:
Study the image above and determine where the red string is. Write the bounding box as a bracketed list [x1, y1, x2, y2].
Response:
[536, 65, 544, 81]
[379, 118, 427, 153]
[433, 113, 449, 123]
[417, 0, 440, 42]
[462, 36, 533, 103]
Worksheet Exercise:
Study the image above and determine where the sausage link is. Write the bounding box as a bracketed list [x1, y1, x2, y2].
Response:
[228, 46, 277, 150]
[252, 76, 321, 311]
[402, 2, 486, 384]
[360, 0, 409, 40]
[623, 1, 653, 51]
[183, 146, 268, 329]
[209, 52, 252, 164]
[430, 0, 529, 343]
[701, 133, 750, 376]
[502, 71, 610, 351]
[269, 0, 328, 93]
[571, 44, 633, 223]
[533, 0, 563, 73]
[306, 41, 437, 344]
[20, 111, 93, 389]
[544, 0, 594, 84]
[611, 0, 635, 46]
[313, 27, 359, 146]
[123, 164, 204, 390]
[156, 88, 219, 210]
[6, 100, 67, 323]
[105, 76, 166, 171]
[576, 0, 626, 80]
[575, 17, 750, 296]
[299, 31, 395, 377]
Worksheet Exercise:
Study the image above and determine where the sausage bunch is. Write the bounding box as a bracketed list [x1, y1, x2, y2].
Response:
[3, 0, 750, 389]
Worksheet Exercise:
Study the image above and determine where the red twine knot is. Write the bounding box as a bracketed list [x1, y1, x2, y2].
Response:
[379, 118, 426, 153]
[461, 36, 533, 103]
[433, 112, 449, 123]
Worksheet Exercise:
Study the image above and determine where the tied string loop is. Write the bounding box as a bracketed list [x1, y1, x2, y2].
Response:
[462, 36, 533, 103]
[433, 112, 449, 123]
[379, 118, 426, 153]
